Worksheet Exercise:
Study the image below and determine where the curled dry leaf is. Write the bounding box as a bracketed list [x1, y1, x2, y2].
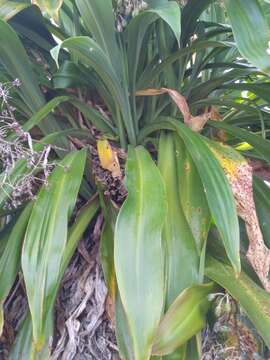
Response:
[136, 87, 221, 131]
[209, 141, 270, 292]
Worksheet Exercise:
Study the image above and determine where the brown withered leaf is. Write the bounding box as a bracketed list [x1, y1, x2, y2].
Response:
[136, 87, 221, 131]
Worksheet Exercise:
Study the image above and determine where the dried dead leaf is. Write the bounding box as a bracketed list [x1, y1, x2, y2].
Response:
[209, 142, 270, 292]
[136, 87, 221, 132]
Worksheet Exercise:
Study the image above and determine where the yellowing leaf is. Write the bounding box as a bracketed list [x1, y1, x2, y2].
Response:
[97, 139, 121, 178]
[31, 0, 63, 21]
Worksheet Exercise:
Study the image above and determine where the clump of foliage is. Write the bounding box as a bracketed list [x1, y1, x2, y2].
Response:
[1, 0, 270, 359]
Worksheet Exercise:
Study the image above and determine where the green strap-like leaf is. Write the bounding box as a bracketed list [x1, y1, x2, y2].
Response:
[75, 0, 122, 77]
[205, 256, 270, 348]
[174, 134, 211, 254]
[152, 283, 214, 356]
[158, 132, 199, 308]
[225, 0, 270, 74]
[21, 149, 86, 351]
[21, 95, 70, 132]
[51, 36, 135, 146]
[10, 197, 99, 358]
[114, 146, 167, 360]
[173, 120, 240, 274]
[138, 118, 240, 274]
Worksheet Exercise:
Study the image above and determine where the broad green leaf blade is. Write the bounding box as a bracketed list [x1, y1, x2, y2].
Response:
[152, 283, 214, 356]
[10, 197, 99, 358]
[0, 0, 29, 20]
[174, 135, 211, 253]
[114, 146, 167, 360]
[253, 176, 270, 249]
[115, 289, 135, 360]
[225, 0, 270, 73]
[138, 118, 240, 274]
[173, 121, 240, 274]
[205, 256, 270, 348]
[32, 0, 63, 21]
[147, 2, 181, 43]
[21, 150, 86, 351]
[53, 60, 93, 89]
[208, 120, 270, 165]
[10, 314, 36, 360]
[158, 132, 199, 308]
[0, 203, 32, 335]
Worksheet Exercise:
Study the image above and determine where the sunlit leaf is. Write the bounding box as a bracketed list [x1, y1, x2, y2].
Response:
[114, 146, 167, 360]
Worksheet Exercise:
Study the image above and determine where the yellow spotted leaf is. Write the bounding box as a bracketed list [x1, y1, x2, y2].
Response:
[97, 139, 121, 178]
